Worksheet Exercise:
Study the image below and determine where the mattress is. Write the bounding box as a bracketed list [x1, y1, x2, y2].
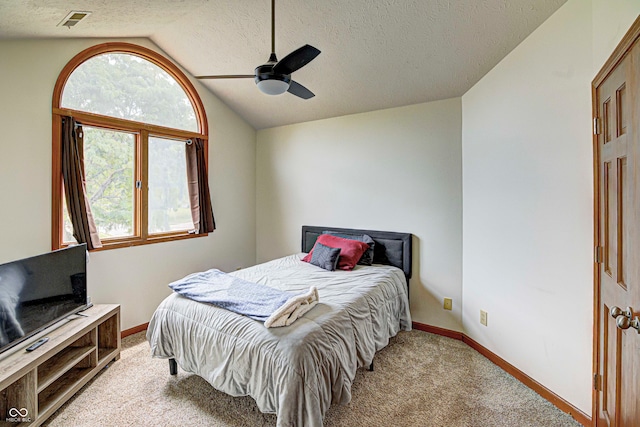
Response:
[146, 254, 411, 427]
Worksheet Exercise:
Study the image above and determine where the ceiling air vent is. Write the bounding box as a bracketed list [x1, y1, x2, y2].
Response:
[58, 11, 92, 28]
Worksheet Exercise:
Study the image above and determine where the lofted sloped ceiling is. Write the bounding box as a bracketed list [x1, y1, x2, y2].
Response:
[0, 0, 566, 129]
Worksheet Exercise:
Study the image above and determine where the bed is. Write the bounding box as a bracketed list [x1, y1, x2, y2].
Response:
[146, 226, 412, 426]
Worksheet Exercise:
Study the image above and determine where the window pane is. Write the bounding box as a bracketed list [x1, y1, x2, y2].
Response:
[83, 127, 135, 239]
[61, 53, 197, 132]
[148, 137, 194, 234]
[62, 192, 78, 245]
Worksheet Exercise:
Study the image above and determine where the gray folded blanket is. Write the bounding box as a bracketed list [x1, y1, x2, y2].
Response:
[169, 269, 318, 328]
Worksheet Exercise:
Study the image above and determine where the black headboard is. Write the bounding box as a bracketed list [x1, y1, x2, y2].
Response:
[301, 225, 412, 280]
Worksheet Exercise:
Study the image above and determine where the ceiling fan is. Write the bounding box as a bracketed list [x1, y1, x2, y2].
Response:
[195, 0, 321, 99]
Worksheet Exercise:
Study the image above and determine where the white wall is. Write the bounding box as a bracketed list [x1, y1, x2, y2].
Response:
[0, 38, 256, 330]
[593, 0, 640, 69]
[257, 99, 463, 331]
[462, 0, 639, 415]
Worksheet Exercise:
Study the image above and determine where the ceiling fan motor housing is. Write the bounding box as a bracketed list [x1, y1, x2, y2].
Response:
[254, 63, 291, 95]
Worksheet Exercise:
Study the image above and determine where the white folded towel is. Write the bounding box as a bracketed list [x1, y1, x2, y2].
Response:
[265, 286, 319, 328]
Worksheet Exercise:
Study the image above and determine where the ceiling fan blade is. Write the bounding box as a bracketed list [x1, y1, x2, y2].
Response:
[273, 45, 320, 75]
[195, 74, 254, 80]
[288, 80, 315, 99]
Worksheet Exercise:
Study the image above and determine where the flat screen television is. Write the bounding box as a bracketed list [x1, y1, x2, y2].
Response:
[0, 244, 88, 355]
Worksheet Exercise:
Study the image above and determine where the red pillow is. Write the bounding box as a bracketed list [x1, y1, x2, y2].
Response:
[302, 234, 370, 271]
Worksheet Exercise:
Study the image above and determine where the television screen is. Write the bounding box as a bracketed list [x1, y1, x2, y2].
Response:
[0, 244, 87, 354]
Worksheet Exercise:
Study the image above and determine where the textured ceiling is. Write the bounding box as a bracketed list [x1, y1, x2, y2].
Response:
[0, 0, 566, 129]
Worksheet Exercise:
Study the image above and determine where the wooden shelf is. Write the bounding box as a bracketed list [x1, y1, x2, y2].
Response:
[37, 346, 95, 392]
[38, 366, 92, 415]
[0, 304, 120, 426]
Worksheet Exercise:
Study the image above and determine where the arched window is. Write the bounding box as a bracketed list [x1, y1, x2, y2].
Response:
[52, 43, 213, 251]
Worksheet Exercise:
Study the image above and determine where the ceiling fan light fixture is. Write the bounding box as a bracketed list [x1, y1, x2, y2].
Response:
[256, 77, 290, 95]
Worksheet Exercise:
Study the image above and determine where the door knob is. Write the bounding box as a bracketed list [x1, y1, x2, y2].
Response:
[610, 306, 632, 320]
[611, 306, 640, 333]
[616, 316, 640, 332]
[617, 315, 631, 329]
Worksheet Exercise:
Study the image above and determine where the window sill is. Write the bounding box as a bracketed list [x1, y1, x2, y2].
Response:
[58, 231, 209, 252]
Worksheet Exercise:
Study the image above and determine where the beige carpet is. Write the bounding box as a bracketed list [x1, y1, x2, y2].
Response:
[44, 330, 581, 427]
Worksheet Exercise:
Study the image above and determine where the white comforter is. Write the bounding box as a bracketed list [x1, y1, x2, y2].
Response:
[146, 254, 411, 427]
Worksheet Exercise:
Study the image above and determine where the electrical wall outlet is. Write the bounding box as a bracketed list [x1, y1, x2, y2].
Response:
[443, 298, 453, 311]
[480, 310, 488, 326]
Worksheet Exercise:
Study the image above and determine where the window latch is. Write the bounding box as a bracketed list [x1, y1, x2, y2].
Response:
[135, 180, 142, 189]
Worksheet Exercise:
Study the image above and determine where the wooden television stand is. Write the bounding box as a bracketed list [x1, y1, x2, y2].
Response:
[0, 304, 120, 426]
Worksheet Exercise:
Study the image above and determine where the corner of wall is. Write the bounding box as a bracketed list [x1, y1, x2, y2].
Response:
[461, 0, 593, 413]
